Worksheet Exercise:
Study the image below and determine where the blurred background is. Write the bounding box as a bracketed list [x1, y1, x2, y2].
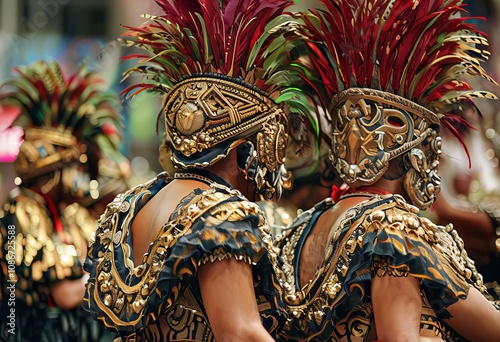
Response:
[0, 0, 165, 200]
[1, 0, 500, 206]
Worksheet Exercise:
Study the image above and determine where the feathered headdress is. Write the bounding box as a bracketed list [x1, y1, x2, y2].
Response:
[301, 0, 497, 146]
[297, 0, 498, 208]
[0, 60, 122, 183]
[121, 0, 304, 98]
[119, 0, 315, 172]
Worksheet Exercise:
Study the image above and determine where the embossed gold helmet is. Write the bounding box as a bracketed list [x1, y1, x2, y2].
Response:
[120, 0, 314, 200]
[0, 60, 123, 200]
[298, 0, 498, 209]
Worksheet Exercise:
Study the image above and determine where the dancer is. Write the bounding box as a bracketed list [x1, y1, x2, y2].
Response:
[0, 60, 121, 341]
[83, 0, 312, 341]
[277, 0, 500, 340]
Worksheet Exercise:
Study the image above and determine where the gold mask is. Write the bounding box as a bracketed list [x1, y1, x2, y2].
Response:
[330, 88, 442, 209]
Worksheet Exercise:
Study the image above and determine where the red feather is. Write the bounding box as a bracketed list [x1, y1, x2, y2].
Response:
[295, 0, 497, 164]
[441, 117, 472, 167]
[122, 0, 295, 91]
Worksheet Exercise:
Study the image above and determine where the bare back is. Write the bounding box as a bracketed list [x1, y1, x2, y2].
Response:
[299, 196, 371, 288]
[131, 179, 210, 265]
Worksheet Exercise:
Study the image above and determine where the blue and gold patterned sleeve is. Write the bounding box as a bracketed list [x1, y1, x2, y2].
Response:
[330, 195, 475, 320]
[84, 177, 286, 337]
[278, 195, 483, 340]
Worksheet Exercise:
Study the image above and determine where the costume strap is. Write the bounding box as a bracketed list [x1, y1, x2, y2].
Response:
[173, 169, 233, 189]
[40, 193, 63, 234]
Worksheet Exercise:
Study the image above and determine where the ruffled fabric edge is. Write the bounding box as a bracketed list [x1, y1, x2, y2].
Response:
[280, 195, 474, 339]
[84, 180, 286, 337]
[331, 195, 471, 321]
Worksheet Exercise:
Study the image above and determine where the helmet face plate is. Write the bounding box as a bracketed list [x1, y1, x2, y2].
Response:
[329, 88, 442, 208]
[330, 88, 440, 189]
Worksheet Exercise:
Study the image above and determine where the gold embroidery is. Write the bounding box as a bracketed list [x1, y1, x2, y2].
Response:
[88, 173, 289, 337]
[278, 194, 481, 340]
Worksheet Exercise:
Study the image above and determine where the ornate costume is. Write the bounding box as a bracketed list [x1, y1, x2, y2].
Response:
[278, 194, 496, 340]
[85, 170, 287, 340]
[0, 60, 121, 341]
[0, 190, 106, 341]
[83, 0, 311, 340]
[276, 0, 500, 340]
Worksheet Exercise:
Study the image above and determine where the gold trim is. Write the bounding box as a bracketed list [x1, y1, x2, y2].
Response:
[24, 127, 77, 147]
[163, 76, 283, 164]
[330, 88, 441, 125]
[14, 127, 81, 181]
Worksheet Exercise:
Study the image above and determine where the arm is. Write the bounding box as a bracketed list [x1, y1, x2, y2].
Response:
[432, 192, 497, 254]
[198, 257, 274, 342]
[50, 276, 87, 310]
[446, 287, 500, 341]
[371, 274, 422, 342]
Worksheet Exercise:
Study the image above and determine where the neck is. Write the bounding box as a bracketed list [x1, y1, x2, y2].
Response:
[371, 176, 404, 194]
[350, 186, 392, 195]
[332, 184, 389, 201]
[332, 177, 405, 202]
[201, 149, 256, 200]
